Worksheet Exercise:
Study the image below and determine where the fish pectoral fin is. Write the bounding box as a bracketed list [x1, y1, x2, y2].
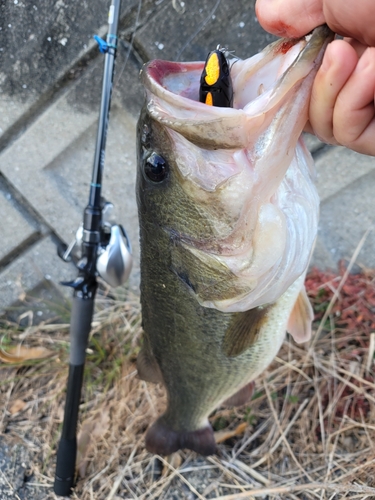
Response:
[287, 286, 314, 344]
[222, 381, 255, 407]
[222, 306, 270, 358]
[136, 346, 164, 384]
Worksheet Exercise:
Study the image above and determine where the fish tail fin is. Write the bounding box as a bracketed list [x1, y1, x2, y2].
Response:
[145, 417, 217, 456]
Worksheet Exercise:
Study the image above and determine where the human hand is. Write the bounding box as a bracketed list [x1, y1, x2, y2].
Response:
[255, 0, 375, 155]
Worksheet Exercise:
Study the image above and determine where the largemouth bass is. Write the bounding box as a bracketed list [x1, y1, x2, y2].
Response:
[136, 26, 333, 456]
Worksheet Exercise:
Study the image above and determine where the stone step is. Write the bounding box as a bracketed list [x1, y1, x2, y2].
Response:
[0, 44, 143, 312]
[315, 145, 375, 202]
[0, 235, 75, 310]
[319, 168, 375, 269]
[0, 0, 160, 146]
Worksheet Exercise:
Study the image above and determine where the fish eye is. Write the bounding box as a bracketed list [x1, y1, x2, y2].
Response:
[144, 153, 168, 183]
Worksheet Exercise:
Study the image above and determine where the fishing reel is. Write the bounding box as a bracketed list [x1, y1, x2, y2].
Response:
[58, 201, 132, 288]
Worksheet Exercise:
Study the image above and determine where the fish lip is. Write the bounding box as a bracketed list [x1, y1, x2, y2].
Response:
[141, 25, 333, 111]
[141, 59, 210, 112]
[139, 28, 330, 313]
[140, 25, 333, 150]
[144, 59, 204, 88]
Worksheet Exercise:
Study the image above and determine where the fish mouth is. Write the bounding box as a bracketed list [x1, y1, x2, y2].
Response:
[141, 25, 333, 150]
[139, 26, 333, 312]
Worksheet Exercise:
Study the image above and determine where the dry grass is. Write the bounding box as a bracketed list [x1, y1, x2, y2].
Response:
[1, 268, 375, 499]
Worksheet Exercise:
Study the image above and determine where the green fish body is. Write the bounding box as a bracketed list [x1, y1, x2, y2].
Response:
[136, 26, 333, 455]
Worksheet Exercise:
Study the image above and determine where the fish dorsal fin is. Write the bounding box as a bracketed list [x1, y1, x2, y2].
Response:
[222, 306, 270, 358]
[287, 286, 314, 343]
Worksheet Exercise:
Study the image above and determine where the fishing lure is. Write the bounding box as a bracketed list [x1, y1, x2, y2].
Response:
[199, 46, 233, 108]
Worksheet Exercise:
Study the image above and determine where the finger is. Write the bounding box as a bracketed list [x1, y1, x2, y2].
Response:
[255, 0, 324, 38]
[344, 38, 368, 59]
[309, 40, 358, 144]
[303, 121, 314, 135]
[323, 0, 375, 47]
[333, 47, 375, 155]
[256, 0, 375, 46]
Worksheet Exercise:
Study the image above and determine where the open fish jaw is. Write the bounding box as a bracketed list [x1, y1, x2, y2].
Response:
[137, 26, 333, 456]
[141, 26, 331, 313]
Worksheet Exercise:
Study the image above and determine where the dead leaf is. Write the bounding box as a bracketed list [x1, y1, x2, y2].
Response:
[10, 399, 27, 414]
[162, 452, 182, 477]
[18, 310, 34, 326]
[0, 345, 54, 364]
[214, 422, 248, 444]
[77, 410, 110, 478]
[77, 421, 95, 478]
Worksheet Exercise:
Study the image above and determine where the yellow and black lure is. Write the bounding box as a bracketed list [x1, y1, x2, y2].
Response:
[199, 46, 233, 108]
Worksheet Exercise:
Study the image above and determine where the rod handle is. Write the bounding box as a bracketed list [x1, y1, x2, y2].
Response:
[54, 295, 95, 496]
[69, 294, 95, 365]
[53, 437, 77, 496]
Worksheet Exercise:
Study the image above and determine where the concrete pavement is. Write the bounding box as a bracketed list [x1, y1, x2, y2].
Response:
[0, 0, 374, 311]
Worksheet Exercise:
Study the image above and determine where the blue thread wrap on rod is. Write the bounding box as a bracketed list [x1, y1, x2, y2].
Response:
[94, 34, 118, 53]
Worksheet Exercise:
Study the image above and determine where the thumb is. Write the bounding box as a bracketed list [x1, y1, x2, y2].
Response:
[255, 0, 325, 38]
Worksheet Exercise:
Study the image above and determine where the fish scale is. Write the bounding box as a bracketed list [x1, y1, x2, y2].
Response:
[136, 25, 334, 455]
[139, 217, 305, 453]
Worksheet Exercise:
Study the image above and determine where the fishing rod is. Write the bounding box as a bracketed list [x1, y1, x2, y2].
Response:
[53, 0, 132, 495]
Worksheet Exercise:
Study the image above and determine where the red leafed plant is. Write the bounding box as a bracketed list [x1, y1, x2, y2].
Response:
[306, 262, 375, 335]
[305, 262, 375, 432]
